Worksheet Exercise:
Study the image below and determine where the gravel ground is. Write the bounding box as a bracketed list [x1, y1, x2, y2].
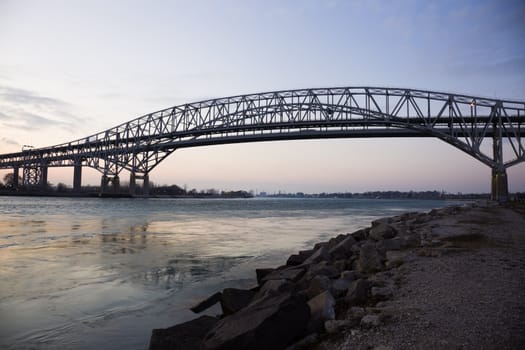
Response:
[312, 204, 525, 350]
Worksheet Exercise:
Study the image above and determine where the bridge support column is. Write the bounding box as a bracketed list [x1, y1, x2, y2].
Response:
[101, 175, 109, 194]
[143, 174, 150, 196]
[492, 117, 509, 202]
[112, 176, 120, 193]
[129, 172, 137, 196]
[491, 168, 508, 202]
[129, 172, 149, 196]
[40, 165, 48, 190]
[73, 164, 82, 193]
[13, 166, 19, 188]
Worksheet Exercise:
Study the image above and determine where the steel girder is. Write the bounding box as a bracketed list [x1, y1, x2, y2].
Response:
[0, 87, 524, 177]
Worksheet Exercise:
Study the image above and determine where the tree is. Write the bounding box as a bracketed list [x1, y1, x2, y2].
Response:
[3, 173, 21, 188]
[56, 182, 69, 192]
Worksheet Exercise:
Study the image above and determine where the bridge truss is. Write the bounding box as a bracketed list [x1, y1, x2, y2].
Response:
[1, 87, 524, 200]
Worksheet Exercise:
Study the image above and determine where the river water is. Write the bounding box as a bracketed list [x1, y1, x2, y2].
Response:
[0, 196, 459, 349]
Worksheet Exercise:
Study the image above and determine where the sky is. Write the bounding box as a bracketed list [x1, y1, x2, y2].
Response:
[0, 0, 524, 193]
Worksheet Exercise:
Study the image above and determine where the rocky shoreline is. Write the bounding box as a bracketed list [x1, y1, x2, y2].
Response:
[149, 202, 525, 350]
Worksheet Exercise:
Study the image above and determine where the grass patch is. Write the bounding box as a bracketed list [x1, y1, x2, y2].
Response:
[442, 233, 500, 249]
[457, 208, 504, 226]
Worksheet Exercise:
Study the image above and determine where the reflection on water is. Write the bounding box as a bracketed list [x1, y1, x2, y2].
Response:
[0, 197, 458, 349]
[141, 255, 251, 289]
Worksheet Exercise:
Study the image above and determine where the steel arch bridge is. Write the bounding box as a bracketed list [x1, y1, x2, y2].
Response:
[1, 86, 524, 200]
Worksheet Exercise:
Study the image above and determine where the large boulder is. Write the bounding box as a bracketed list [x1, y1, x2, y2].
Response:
[306, 275, 332, 299]
[302, 245, 330, 265]
[350, 228, 369, 241]
[356, 242, 384, 273]
[307, 290, 336, 332]
[255, 268, 274, 285]
[369, 223, 397, 241]
[331, 277, 353, 298]
[340, 270, 356, 282]
[253, 279, 293, 300]
[328, 235, 357, 260]
[262, 266, 306, 283]
[220, 288, 255, 315]
[326, 234, 349, 250]
[345, 278, 369, 305]
[149, 315, 218, 350]
[201, 293, 310, 350]
[286, 249, 314, 266]
[305, 261, 340, 280]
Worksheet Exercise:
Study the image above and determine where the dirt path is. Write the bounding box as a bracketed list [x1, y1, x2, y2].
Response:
[314, 204, 525, 350]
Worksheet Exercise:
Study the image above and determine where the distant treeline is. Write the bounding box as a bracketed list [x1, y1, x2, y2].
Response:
[2, 174, 524, 200]
[0, 175, 253, 198]
[258, 190, 496, 200]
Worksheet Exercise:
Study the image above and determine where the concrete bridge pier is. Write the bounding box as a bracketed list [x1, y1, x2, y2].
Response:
[143, 174, 150, 196]
[73, 164, 82, 193]
[40, 165, 48, 190]
[129, 172, 137, 196]
[491, 168, 508, 202]
[112, 176, 120, 193]
[13, 166, 19, 188]
[129, 172, 150, 196]
[100, 174, 120, 194]
[100, 175, 109, 193]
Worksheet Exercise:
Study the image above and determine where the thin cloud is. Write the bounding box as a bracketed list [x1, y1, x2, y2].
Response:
[0, 85, 80, 132]
[0, 137, 20, 147]
[0, 85, 70, 109]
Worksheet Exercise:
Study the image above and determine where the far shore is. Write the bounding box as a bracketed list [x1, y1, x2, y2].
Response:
[0, 188, 505, 202]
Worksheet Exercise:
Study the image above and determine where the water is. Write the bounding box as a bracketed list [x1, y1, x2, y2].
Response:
[0, 196, 458, 349]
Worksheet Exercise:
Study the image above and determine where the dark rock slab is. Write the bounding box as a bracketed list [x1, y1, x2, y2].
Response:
[356, 242, 384, 273]
[326, 234, 348, 250]
[149, 315, 218, 350]
[253, 279, 293, 300]
[345, 278, 369, 305]
[220, 288, 255, 315]
[351, 228, 369, 241]
[201, 293, 310, 350]
[302, 245, 330, 265]
[286, 249, 314, 266]
[305, 261, 340, 280]
[190, 292, 222, 313]
[331, 277, 352, 298]
[255, 268, 274, 285]
[262, 266, 306, 283]
[328, 235, 357, 260]
[306, 275, 332, 299]
[307, 290, 336, 332]
[369, 223, 397, 241]
[371, 217, 393, 227]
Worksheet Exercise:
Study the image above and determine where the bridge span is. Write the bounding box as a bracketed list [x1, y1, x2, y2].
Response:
[1, 87, 524, 201]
